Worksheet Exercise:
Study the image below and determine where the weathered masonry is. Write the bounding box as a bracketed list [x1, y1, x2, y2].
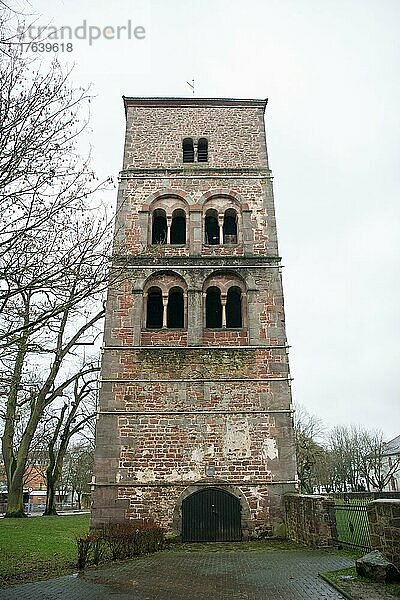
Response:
[91, 97, 297, 539]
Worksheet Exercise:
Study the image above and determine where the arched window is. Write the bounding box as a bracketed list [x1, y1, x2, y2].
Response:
[226, 286, 242, 328]
[223, 209, 238, 244]
[152, 209, 167, 244]
[206, 287, 222, 328]
[146, 287, 163, 329]
[167, 287, 184, 328]
[205, 209, 219, 245]
[198, 138, 208, 162]
[170, 209, 186, 244]
[183, 138, 194, 163]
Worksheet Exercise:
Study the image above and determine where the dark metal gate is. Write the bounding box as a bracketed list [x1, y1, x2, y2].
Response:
[182, 488, 242, 542]
[329, 502, 372, 551]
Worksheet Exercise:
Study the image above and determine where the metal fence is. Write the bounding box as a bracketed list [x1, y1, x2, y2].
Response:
[333, 491, 400, 502]
[329, 501, 371, 550]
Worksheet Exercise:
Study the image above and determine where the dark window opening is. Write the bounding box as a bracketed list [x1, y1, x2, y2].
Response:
[152, 210, 167, 244]
[146, 287, 163, 329]
[205, 211, 219, 245]
[223, 210, 238, 244]
[167, 287, 184, 328]
[198, 138, 208, 162]
[183, 138, 194, 163]
[170, 211, 186, 244]
[206, 287, 222, 328]
[226, 287, 242, 328]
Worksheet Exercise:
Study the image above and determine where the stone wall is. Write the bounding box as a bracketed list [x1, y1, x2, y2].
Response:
[284, 494, 336, 547]
[93, 344, 296, 536]
[123, 99, 268, 170]
[368, 500, 400, 570]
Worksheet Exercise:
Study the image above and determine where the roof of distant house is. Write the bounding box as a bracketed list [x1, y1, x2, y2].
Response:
[383, 434, 400, 456]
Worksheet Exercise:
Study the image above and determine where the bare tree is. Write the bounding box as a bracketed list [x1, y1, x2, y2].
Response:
[43, 371, 96, 515]
[294, 405, 326, 493]
[0, 16, 113, 517]
[361, 431, 400, 492]
[328, 425, 369, 492]
[67, 443, 94, 510]
[327, 426, 398, 492]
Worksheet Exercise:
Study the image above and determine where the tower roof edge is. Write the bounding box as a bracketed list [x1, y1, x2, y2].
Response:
[122, 96, 268, 117]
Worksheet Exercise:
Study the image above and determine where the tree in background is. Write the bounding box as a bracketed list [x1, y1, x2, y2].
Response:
[43, 373, 96, 515]
[361, 431, 400, 492]
[328, 426, 368, 492]
[67, 443, 94, 510]
[294, 405, 326, 493]
[326, 426, 400, 492]
[294, 411, 399, 494]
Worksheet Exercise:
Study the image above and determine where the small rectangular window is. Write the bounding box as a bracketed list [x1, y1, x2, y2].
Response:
[198, 138, 208, 162]
[183, 138, 194, 162]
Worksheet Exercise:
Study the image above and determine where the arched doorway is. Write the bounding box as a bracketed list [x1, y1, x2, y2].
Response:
[182, 488, 242, 542]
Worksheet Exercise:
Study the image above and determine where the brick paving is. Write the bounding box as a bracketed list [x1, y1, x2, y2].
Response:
[0, 547, 352, 599]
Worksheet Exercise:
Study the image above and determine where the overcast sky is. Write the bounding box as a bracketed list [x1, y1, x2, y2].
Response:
[23, 0, 400, 440]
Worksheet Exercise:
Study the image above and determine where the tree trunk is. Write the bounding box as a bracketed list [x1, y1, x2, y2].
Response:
[2, 322, 30, 518]
[43, 405, 68, 516]
[77, 492, 81, 511]
[43, 468, 58, 515]
[5, 474, 26, 518]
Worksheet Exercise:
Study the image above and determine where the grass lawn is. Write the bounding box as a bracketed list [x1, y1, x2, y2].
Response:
[0, 514, 90, 587]
[322, 566, 400, 599]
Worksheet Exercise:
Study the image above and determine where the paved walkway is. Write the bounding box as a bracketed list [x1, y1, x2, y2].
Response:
[0, 547, 352, 599]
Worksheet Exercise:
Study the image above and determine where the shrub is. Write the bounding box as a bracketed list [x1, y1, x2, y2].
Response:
[77, 520, 165, 569]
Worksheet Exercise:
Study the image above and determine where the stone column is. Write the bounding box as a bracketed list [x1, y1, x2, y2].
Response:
[166, 216, 172, 244]
[221, 294, 227, 328]
[187, 288, 203, 345]
[138, 209, 150, 248]
[247, 288, 261, 345]
[218, 214, 224, 245]
[132, 289, 144, 344]
[190, 208, 202, 254]
[242, 209, 253, 254]
[162, 294, 168, 328]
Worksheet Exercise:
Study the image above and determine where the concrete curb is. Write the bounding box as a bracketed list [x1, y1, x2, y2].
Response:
[319, 572, 356, 600]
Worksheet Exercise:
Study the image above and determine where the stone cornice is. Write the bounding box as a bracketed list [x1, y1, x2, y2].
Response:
[123, 96, 268, 115]
[119, 167, 272, 179]
[111, 255, 281, 268]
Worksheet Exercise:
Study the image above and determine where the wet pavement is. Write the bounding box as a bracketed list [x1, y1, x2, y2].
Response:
[0, 546, 352, 599]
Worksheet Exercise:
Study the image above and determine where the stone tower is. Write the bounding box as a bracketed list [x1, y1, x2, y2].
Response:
[91, 97, 297, 539]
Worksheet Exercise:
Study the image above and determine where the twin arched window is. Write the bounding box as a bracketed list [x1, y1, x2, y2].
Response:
[146, 286, 184, 329]
[205, 286, 242, 328]
[204, 208, 238, 245]
[182, 138, 208, 163]
[150, 198, 239, 247]
[145, 283, 244, 330]
[152, 209, 186, 245]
